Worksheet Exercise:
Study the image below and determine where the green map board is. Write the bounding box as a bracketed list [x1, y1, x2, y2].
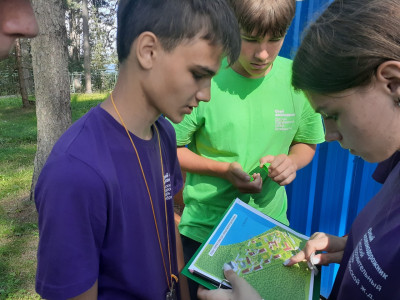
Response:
[182, 198, 321, 300]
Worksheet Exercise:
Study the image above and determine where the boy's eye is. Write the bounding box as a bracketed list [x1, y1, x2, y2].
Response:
[241, 35, 283, 43]
[191, 71, 206, 80]
[243, 38, 258, 43]
[241, 35, 259, 43]
[322, 113, 338, 121]
[269, 37, 283, 42]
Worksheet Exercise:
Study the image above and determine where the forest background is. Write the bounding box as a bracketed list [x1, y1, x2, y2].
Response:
[0, 0, 118, 298]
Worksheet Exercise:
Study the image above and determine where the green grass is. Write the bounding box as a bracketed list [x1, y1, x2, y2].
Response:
[0, 93, 107, 299]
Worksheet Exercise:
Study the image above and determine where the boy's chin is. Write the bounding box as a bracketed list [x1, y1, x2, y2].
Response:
[165, 114, 183, 124]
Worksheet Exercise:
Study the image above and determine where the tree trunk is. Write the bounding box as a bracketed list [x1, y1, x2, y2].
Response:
[30, 0, 71, 200]
[82, 0, 92, 93]
[15, 39, 30, 108]
[68, 7, 82, 68]
[20, 39, 35, 96]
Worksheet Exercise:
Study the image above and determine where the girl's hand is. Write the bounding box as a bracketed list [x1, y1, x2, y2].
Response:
[284, 232, 348, 267]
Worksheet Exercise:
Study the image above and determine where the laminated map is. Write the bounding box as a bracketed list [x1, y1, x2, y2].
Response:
[185, 198, 319, 300]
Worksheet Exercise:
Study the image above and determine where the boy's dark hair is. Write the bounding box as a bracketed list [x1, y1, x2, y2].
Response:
[292, 0, 400, 94]
[227, 0, 296, 38]
[117, 0, 241, 64]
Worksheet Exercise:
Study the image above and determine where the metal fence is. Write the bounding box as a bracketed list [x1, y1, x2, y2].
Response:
[69, 71, 118, 94]
[0, 72, 21, 96]
[0, 71, 118, 96]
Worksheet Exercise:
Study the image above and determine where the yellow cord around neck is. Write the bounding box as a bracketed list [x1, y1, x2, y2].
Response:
[110, 92, 178, 291]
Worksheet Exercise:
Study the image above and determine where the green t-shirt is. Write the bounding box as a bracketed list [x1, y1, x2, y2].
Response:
[172, 56, 325, 243]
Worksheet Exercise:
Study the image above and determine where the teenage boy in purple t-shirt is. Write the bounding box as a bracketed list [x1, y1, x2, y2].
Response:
[34, 0, 241, 299]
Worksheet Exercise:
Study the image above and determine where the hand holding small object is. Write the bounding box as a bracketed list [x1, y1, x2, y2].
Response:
[227, 162, 262, 193]
[260, 154, 297, 186]
[283, 232, 348, 268]
[197, 263, 263, 300]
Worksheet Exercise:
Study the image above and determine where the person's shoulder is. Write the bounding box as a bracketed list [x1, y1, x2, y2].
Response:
[156, 116, 177, 142]
[53, 105, 99, 146]
[47, 105, 116, 176]
[38, 149, 105, 190]
[35, 144, 108, 211]
[155, 117, 181, 160]
[275, 56, 293, 64]
[373, 152, 400, 184]
[267, 56, 294, 87]
[42, 105, 107, 178]
[53, 105, 108, 154]
[157, 115, 174, 131]
[274, 56, 293, 72]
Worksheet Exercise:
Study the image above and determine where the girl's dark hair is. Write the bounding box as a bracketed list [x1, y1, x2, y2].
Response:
[227, 0, 296, 38]
[117, 0, 241, 64]
[292, 0, 400, 94]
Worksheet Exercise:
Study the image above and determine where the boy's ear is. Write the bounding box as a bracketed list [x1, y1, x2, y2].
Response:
[376, 61, 400, 98]
[135, 31, 160, 70]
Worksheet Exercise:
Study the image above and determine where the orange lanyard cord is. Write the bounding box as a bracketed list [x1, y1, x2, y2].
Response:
[110, 92, 176, 289]
[156, 125, 175, 288]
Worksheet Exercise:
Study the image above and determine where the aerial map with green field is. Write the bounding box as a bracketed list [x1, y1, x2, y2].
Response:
[189, 199, 317, 300]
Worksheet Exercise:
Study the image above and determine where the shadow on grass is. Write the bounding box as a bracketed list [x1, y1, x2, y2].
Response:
[0, 198, 40, 299]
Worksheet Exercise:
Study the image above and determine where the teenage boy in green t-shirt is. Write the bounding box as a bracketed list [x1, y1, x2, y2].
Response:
[171, 0, 325, 298]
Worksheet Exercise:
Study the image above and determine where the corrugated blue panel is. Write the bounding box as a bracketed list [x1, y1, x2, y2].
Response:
[282, 1, 382, 298]
[281, 0, 333, 59]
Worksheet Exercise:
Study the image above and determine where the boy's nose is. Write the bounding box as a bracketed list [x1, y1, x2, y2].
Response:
[196, 86, 211, 103]
[324, 123, 342, 142]
[254, 47, 269, 61]
[1, 0, 39, 38]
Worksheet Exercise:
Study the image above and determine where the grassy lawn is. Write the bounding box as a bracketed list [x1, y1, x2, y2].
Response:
[0, 94, 107, 299]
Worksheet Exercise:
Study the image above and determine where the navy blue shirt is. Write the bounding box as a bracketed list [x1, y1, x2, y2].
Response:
[329, 152, 400, 299]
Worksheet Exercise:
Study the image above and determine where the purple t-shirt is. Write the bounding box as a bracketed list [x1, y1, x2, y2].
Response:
[329, 152, 400, 299]
[35, 105, 183, 299]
